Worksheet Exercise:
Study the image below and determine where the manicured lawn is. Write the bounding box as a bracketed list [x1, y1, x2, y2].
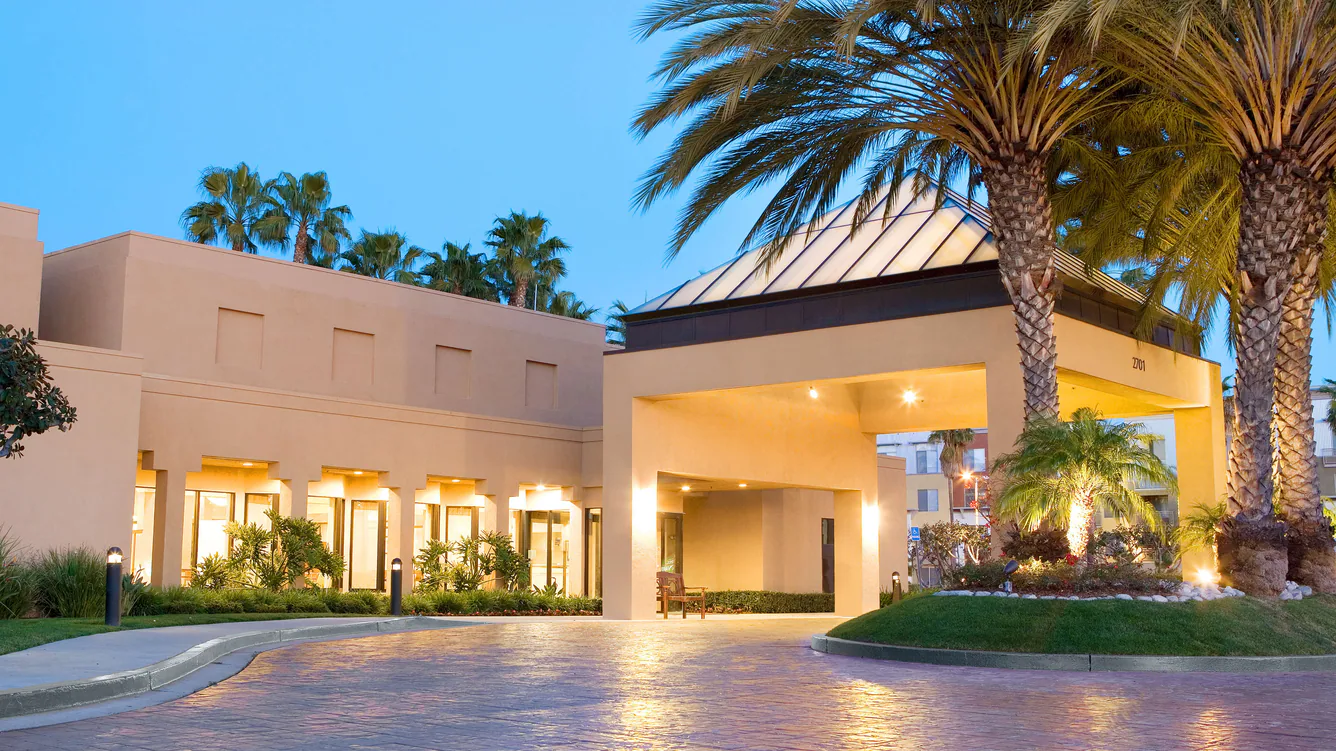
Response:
[0, 613, 359, 657]
[829, 593, 1336, 656]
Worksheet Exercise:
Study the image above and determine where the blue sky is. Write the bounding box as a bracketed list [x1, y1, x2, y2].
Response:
[0, 2, 1330, 380]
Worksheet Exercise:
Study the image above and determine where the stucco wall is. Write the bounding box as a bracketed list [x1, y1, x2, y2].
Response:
[40, 232, 607, 428]
[1, 342, 143, 554]
[0, 203, 43, 331]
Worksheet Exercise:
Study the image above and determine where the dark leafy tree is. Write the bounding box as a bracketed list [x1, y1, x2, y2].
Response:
[0, 325, 76, 459]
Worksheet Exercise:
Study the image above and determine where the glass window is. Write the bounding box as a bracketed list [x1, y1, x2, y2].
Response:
[524, 510, 572, 591]
[917, 488, 939, 512]
[915, 450, 929, 475]
[527, 511, 551, 588]
[657, 512, 683, 573]
[192, 491, 235, 567]
[585, 508, 602, 598]
[348, 500, 385, 590]
[445, 506, 478, 562]
[414, 502, 440, 562]
[244, 494, 277, 530]
[131, 487, 155, 581]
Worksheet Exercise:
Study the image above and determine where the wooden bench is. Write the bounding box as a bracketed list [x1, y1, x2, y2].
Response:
[657, 571, 707, 619]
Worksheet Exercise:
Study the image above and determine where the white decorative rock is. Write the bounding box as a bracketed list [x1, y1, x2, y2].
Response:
[974, 591, 993, 597]
[1022, 594, 1038, 600]
[1040, 595, 1056, 600]
[1115, 594, 1133, 601]
[1300, 585, 1314, 597]
[1007, 593, 1020, 598]
[1152, 595, 1168, 603]
[1136, 596, 1153, 602]
[1067, 596, 1080, 601]
[993, 591, 1009, 597]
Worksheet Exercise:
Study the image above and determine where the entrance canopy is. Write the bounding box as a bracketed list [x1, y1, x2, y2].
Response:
[602, 179, 1225, 621]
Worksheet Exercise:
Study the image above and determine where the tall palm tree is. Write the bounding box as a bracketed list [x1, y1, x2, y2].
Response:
[928, 428, 977, 511]
[543, 290, 599, 320]
[994, 408, 1176, 559]
[181, 163, 268, 253]
[420, 242, 497, 300]
[1036, 0, 1336, 594]
[254, 172, 353, 265]
[339, 230, 425, 284]
[634, 0, 1122, 422]
[485, 212, 571, 308]
[605, 300, 631, 346]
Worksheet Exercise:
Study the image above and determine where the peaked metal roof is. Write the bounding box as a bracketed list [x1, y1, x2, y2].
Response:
[632, 177, 1147, 316]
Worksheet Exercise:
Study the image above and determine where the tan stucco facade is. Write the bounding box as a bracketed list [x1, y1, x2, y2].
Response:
[1, 200, 1225, 619]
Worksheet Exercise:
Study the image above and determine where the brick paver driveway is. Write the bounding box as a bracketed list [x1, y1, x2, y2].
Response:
[6, 617, 1335, 750]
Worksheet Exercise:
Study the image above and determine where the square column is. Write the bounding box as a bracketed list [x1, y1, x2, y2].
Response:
[603, 398, 659, 619]
[278, 477, 310, 519]
[1175, 387, 1227, 575]
[985, 360, 1029, 555]
[150, 467, 188, 588]
[387, 486, 416, 588]
[834, 489, 880, 616]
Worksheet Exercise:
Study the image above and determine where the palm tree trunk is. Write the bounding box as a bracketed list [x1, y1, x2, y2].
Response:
[293, 226, 310, 266]
[1217, 150, 1320, 596]
[1067, 494, 1095, 560]
[1275, 241, 1336, 591]
[510, 277, 529, 308]
[983, 149, 1059, 422]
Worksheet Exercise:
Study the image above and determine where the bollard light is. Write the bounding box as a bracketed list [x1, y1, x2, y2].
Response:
[105, 547, 123, 627]
[891, 571, 903, 604]
[390, 558, 403, 616]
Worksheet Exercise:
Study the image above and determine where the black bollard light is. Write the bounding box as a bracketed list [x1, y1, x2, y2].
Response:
[390, 558, 403, 616]
[105, 547, 123, 627]
[891, 571, 903, 604]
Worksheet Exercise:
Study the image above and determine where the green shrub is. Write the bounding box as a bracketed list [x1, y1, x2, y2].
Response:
[0, 528, 33, 619]
[954, 560, 1179, 595]
[30, 547, 105, 617]
[704, 590, 833, 614]
[321, 589, 385, 614]
[1002, 527, 1069, 563]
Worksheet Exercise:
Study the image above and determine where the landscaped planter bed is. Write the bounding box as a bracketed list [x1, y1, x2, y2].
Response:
[829, 591, 1336, 656]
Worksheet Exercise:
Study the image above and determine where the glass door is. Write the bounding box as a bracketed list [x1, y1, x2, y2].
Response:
[821, 518, 834, 594]
[307, 497, 344, 588]
[657, 512, 683, 573]
[348, 500, 386, 590]
[445, 506, 479, 562]
[524, 510, 571, 592]
[131, 487, 155, 581]
[585, 508, 602, 598]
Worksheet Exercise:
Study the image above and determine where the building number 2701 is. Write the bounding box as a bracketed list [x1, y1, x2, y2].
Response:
[1131, 357, 1146, 372]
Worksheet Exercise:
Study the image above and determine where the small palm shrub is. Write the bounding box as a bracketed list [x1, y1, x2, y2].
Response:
[190, 554, 235, 590]
[0, 529, 34, 619]
[30, 547, 105, 617]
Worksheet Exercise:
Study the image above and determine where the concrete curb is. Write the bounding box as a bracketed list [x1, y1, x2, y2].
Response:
[0, 616, 451, 719]
[810, 635, 1336, 673]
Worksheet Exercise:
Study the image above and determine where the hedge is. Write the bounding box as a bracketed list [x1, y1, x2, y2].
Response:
[131, 586, 600, 617]
[704, 590, 833, 613]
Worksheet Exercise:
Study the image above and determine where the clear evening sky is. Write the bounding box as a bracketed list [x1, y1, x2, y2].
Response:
[1, 2, 1331, 381]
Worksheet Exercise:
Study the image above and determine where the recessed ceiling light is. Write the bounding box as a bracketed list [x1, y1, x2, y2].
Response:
[241, 462, 254, 467]
[353, 470, 364, 475]
[451, 478, 460, 483]
[738, 483, 748, 488]
[681, 484, 691, 492]
[808, 386, 819, 399]
[536, 484, 547, 491]
[902, 389, 918, 404]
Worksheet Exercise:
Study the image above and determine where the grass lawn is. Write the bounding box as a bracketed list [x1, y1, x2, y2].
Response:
[0, 613, 362, 657]
[829, 593, 1336, 656]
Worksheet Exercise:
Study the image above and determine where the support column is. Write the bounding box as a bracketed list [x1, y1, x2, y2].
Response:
[877, 456, 908, 591]
[482, 483, 516, 537]
[1175, 378, 1228, 576]
[278, 477, 310, 519]
[387, 486, 416, 591]
[760, 490, 786, 592]
[834, 488, 880, 616]
[150, 466, 189, 588]
[603, 397, 659, 620]
[985, 360, 1029, 555]
[566, 494, 585, 596]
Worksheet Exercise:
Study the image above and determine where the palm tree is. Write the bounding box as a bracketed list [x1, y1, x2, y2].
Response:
[928, 429, 977, 512]
[420, 242, 497, 300]
[485, 212, 571, 308]
[181, 163, 268, 253]
[1034, 0, 1336, 595]
[339, 230, 425, 284]
[1036, 0, 1336, 594]
[543, 290, 599, 320]
[605, 300, 631, 346]
[994, 408, 1176, 559]
[254, 172, 352, 266]
[634, 0, 1123, 422]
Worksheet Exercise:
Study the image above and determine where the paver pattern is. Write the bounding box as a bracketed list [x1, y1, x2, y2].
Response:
[5, 618, 1335, 750]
